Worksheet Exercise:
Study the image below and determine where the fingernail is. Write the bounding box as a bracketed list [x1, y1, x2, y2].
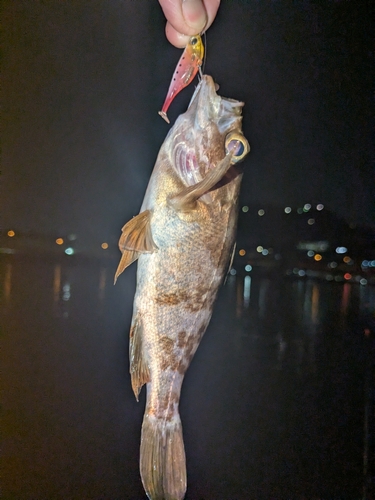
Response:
[182, 0, 207, 32]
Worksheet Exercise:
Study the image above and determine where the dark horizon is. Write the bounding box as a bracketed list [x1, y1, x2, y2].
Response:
[2, 1, 374, 243]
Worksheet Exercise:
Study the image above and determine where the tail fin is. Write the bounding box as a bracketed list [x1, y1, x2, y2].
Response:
[140, 414, 186, 500]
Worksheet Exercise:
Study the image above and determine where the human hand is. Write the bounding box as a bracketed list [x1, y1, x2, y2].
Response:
[158, 0, 220, 48]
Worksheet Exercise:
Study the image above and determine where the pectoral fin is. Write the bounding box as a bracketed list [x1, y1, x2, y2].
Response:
[129, 316, 150, 401]
[114, 210, 158, 283]
[118, 210, 157, 253]
[168, 152, 233, 212]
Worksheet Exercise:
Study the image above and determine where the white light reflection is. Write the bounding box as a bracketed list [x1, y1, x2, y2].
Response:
[62, 283, 71, 301]
[243, 275, 251, 308]
[258, 279, 269, 318]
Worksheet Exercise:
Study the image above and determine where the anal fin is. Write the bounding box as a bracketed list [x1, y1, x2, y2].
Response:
[168, 152, 233, 212]
[114, 210, 158, 283]
[129, 316, 150, 401]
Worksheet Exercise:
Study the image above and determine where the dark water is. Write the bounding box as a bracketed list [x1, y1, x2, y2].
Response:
[1, 256, 373, 499]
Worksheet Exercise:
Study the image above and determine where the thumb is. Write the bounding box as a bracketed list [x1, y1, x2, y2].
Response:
[181, 0, 208, 33]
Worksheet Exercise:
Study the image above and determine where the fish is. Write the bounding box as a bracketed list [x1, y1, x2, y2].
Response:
[158, 34, 204, 124]
[115, 75, 250, 500]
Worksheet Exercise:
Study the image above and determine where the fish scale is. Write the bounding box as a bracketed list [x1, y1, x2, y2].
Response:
[115, 75, 250, 500]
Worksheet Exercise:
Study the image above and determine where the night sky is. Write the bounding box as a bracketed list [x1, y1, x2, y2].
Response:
[2, 1, 374, 247]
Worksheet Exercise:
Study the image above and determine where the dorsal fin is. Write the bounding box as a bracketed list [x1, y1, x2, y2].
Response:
[129, 316, 150, 401]
[168, 152, 233, 212]
[114, 210, 158, 283]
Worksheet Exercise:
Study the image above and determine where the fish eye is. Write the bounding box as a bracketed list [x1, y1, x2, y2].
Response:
[190, 37, 198, 45]
[225, 132, 250, 163]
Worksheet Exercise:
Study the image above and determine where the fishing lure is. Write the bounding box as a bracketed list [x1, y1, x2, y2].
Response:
[159, 34, 204, 123]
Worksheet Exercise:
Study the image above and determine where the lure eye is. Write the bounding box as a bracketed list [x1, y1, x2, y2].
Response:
[190, 37, 198, 46]
[225, 132, 250, 163]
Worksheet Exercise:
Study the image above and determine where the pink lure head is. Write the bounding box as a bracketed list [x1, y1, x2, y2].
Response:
[159, 35, 204, 123]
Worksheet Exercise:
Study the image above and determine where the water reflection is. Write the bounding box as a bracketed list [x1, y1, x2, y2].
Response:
[53, 264, 72, 317]
[98, 266, 108, 314]
[3, 262, 12, 306]
[0, 257, 372, 499]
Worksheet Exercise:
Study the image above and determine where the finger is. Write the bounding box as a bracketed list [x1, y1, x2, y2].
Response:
[201, 0, 221, 33]
[165, 21, 191, 48]
[160, 0, 221, 48]
[159, 0, 207, 39]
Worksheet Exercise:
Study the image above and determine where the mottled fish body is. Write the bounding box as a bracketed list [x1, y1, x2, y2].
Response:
[115, 75, 249, 500]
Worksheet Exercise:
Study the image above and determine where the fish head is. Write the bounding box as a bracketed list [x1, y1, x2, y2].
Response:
[166, 74, 250, 190]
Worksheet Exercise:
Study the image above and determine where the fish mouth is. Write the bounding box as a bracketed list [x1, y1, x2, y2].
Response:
[188, 75, 244, 111]
[187, 75, 217, 108]
[187, 75, 244, 131]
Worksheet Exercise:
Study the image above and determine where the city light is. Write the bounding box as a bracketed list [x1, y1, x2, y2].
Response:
[101, 242, 109, 249]
[284, 207, 292, 213]
[316, 204, 324, 211]
[262, 249, 269, 256]
[307, 218, 315, 225]
[297, 208, 303, 214]
[258, 209, 265, 216]
[256, 246, 263, 253]
[230, 269, 236, 275]
[307, 250, 314, 257]
[360, 278, 368, 285]
[7, 230, 15, 237]
[242, 206, 249, 213]
[56, 238, 64, 245]
[329, 262, 338, 268]
[343, 256, 352, 264]
[335, 247, 347, 254]
[65, 247, 74, 255]
[314, 254, 322, 261]
[303, 203, 311, 212]
[344, 273, 352, 280]
[245, 264, 252, 272]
